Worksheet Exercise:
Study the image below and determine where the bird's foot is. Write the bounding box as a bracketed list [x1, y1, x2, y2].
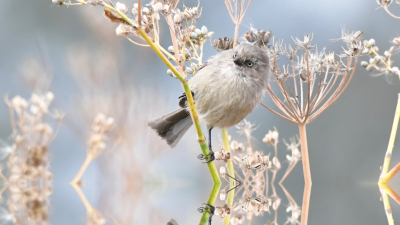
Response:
[197, 204, 215, 225]
[197, 150, 215, 163]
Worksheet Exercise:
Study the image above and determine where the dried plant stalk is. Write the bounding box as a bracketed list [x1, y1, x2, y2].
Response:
[257, 30, 363, 225]
[223, 0, 253, 45]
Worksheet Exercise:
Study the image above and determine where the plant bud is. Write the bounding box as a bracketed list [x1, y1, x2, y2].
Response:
[361, 61, 369, 67]
[142, 7, 150, 14]
[168, 46, 175, 53]
[185, 67, 194, 74]
[163, 4, 170, 12]
[362, 48, 370, 54]
[190, 32, 198, 39]
[133, 3, 138, 8]
[195, 28, 202, 36]
[368, 39, 376, 47]
[263, 30, 272, 44]
[243, 30, 257, 42]
[201, 26, 208, 35]
[374, 56, 381, 63]
[183, 10, 192, 19]
[207, 31, 214, 39]
[364, 40, 370, 47]
[393, 37, 400, 46]
[369, 58, 375, 64]
[174, 13, 182, 24]
[167, 69, 177, 78]
[390, 46, 396, 53]
[373, 46, 379, 52]
[152, 2, 163, 13]
[384, 51, 391, 57]
[353, 31, 363, 39]
[366, 65, 374, 72]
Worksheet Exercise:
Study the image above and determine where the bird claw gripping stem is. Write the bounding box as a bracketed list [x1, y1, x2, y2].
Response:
[197, 150, 215, 163]
[197, 204, 215, 225]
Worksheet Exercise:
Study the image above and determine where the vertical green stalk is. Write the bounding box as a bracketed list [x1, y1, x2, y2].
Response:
[222, 128, 235, 225]
[380, 93, 400, 182]
[100, 4, 221, 224]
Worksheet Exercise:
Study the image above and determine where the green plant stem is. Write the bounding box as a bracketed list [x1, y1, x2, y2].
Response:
[380, 93, 400, 183]
[222, 128, 235, 225]
[379, 183, 395, 225]
[101, 3, 221, 224]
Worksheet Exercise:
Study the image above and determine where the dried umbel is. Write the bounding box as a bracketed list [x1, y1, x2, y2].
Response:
[263, 30, 364, 124]
[241, 196, 271, 213]
[212, 37, 235, 51]
[243, 29, 272, 47]
[1, 93, 63, 224]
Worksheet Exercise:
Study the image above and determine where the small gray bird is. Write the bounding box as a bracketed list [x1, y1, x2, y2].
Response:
[148, 42, 270, 162]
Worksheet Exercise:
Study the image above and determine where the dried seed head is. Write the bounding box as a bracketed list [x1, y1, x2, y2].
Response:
[212, 37, 235, 51]
[142, 7, 150, 14]
[174, 13, 183, 24]
[393, 37, 400, 46]
[152, 2, 163, 13]
[263, 129, 279, 146]
[243, 30, 257, 42]
[116, 2, 128, 14]
[115, 24, 135, 37]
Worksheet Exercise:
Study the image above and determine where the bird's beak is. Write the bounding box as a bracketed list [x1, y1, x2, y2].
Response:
[234, 58, 243, 67]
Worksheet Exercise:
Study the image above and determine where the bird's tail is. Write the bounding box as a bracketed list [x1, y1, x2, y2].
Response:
[148, 108, 193, 148]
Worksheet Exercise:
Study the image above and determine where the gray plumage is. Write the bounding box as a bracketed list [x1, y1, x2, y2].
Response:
[148, 43, 270, 147]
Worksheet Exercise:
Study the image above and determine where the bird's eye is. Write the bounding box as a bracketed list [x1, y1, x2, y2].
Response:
[233, 53, 237, 58]
[245, 61, 254, 67]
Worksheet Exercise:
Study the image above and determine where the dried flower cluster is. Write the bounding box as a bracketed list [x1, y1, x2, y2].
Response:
[87, 113, 114, 158]
[225, 123, 302, 225]
[256, 29, 364, 124]
[0, 93, 63, 224]
[360, 38, 400, 77]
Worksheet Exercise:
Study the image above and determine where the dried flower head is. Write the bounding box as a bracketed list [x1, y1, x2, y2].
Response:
[263, 129, 279, 146]
[212, 37, 235, 51]
[2, 93, 63, 224]
[263, 29, 363, 124]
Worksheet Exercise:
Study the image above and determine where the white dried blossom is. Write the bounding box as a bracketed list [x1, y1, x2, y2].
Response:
[116, 2, 129, 14]
[263, 128, 279, 146]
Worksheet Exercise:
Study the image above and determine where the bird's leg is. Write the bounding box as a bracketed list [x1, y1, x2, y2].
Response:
[197, 127, 215, 163]
[197, 204, 215, 225]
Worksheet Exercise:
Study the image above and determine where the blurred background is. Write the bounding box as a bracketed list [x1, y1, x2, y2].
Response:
[1, 0, 400, 224]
